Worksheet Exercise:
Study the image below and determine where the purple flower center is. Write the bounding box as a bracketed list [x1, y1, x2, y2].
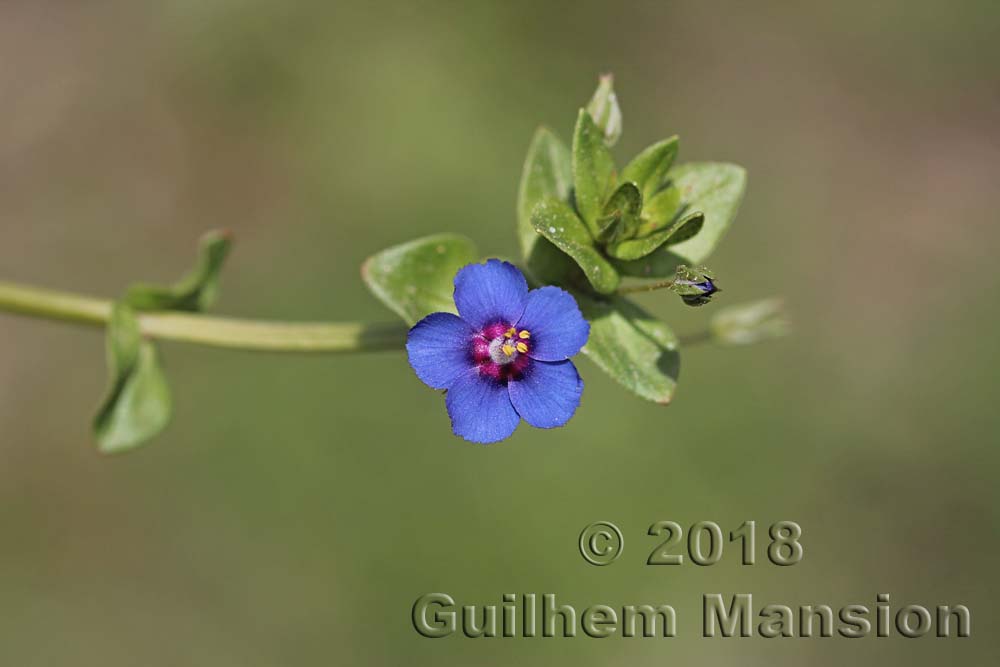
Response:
[472, 321, 532, 382]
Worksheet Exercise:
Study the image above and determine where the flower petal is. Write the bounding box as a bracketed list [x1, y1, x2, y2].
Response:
[453, 259, 528, 330]
[446, 370, 520, 444]
[516, 286, 590, 361]
[508, 359, 583, 429]
[406, 312, 474, 390]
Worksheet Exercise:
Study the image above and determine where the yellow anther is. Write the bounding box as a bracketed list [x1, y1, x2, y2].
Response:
[501, 343, 515, 357]
[504, 327, 517, 338]
[518, 330, 531, 339]
[516, 342, 528, 353]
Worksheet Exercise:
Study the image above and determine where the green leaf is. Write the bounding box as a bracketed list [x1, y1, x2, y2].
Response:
[596, 182, 643, 243]
[124, 229, 233, 312]
[585, 73, 622, 147]
[576, 293, 680, 404]
[94, 304, 172, 453]
[662, 210, 705, 246]
[106, 301, 141, 374]
[514, 127, 580, 285]
[635, 186, 682, 237]
[572, 108, 617, 235]
[516, 127, 572, 259]
[362, 234, 479, 325]
[612, 250, 685, 279]
[607, 211, 705, 261]
[531, 198, 619, 295]
[621, 136, 679, 202]
[666, 162, 746, 264]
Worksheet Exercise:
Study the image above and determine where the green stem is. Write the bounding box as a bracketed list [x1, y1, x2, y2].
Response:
[0, 281, 407, 353]
[615, 279, 675, 295]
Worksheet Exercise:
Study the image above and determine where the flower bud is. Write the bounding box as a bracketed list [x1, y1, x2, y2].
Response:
[670, 265, 720, 307]
[586, 74, 622, 147]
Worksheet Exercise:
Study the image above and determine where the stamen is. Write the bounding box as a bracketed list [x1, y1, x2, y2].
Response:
[479, 324, 534, 381]
[485, 325, 535, 368]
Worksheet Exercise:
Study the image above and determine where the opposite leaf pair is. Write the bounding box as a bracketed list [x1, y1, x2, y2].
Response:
[95, 231, 232, 453]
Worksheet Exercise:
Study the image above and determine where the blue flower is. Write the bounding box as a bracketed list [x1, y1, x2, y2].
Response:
[406, 260, 590, 444]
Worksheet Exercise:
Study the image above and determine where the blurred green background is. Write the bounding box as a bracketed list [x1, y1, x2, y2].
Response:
[1, 1, 998, 664]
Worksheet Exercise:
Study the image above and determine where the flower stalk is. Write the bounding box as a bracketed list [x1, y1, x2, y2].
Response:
[615, 279, 677, 295]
